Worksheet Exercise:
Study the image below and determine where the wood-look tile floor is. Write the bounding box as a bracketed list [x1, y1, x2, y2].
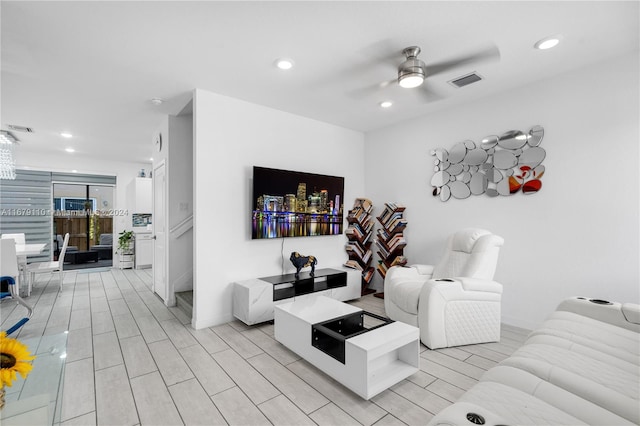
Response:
[0, 268, 530, 426]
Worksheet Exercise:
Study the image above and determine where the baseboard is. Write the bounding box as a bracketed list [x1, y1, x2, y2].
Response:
[501, 314, 538, 332]
[192, 311, 235, 329]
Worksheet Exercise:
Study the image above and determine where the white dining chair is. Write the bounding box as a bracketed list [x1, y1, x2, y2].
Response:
[27, 233, 69, 292]
[1, 233, 26, 245]
[2, 232, 28, 288]
[1, 239, 34, 335]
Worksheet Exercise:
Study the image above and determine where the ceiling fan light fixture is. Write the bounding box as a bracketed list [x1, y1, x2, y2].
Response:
[398, 73, 425, 88]
[398, 46, 426, 88]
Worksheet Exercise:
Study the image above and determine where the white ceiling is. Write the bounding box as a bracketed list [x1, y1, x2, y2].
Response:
[2, 1, 638, 164]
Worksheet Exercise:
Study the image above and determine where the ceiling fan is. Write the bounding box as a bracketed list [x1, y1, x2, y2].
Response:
[350, 43, 500, 101]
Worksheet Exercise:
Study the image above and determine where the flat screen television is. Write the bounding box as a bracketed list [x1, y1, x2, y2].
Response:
[252, 166, 344, 239]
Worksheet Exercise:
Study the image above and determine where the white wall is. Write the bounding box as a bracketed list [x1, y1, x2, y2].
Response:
[193, 89, 365, 328]
[16, 152, 152, 265]
[365, 52, 639, 330]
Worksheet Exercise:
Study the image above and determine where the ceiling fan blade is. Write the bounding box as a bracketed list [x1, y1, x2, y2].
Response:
[415, 82, 443, 102]
[347, 78, 396, 99]
[331, 39, 402, 86]
[425, 44, 500, 77]
[360, 38, 406, 67]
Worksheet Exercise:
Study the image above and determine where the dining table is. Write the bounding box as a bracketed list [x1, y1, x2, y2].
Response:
[15, 243, 47, 296]
[16, 243, 47, 257]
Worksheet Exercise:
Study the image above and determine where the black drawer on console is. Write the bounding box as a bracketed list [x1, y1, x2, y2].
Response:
[312, 311, 393, 363]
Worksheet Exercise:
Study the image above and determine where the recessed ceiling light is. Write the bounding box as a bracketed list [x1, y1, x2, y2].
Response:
[534, 36, 561, 50]
[71, 170, 78, 173]
[379, 101, 393, 108]
[150, 98, 164, 105]
[65, 147, 75, 153]
[149, 157, 154, 161]
[60, 132, 73, 138]
[275, 58, 294, 70]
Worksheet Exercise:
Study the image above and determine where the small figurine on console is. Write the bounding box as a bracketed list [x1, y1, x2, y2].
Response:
[290, 252, 317, 279]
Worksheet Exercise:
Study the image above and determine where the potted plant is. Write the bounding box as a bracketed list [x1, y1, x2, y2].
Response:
[117, 230, 135, 269]
[117, 230, 134, 254]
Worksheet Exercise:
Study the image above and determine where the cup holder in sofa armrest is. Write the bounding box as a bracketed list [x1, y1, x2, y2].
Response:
[426, 401, 511, 426]
[622, 303, 640, 325]
[589, 299, 613, 305]
[466, 412, 485, 425]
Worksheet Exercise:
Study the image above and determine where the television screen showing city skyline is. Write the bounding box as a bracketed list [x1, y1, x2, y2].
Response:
[252, 166, 344, 239]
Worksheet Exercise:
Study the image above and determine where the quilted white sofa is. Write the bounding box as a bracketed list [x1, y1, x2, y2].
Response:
[428, 297, 640, 426]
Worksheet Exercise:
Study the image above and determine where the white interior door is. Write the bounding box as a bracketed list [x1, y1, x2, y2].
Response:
[153, 162, 167, 301]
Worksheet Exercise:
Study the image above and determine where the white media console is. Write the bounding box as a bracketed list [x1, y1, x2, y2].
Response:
[233, 267, 361, 325]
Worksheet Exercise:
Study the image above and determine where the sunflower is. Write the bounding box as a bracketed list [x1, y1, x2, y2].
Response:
[0, 331, 36, 387]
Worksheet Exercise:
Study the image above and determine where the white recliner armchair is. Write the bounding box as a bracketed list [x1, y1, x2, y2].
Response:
[384, 228, 504, 349]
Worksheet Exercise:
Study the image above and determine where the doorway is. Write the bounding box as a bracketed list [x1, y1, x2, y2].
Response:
[153, 162, 167, 302]
[53, 183, 115, 270]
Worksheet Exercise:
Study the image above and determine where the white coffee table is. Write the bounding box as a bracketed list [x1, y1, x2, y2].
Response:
[274, 296, 419, 400]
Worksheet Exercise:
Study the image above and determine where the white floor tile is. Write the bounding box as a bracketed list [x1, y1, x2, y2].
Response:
[93, 331, 123, 371]
[61, 358, 95, 422]
[212, 348, 280, 405]
[95, 364, 139, 425]
[168, 378, 227, 425]
[178, 344, 235, 396]
[211, 386, 269, 426]
[258, 394, 316, 425]
[308, 402, 361, 426]
[211, 323, 263, 359]
[248, 353, 328, 414]
[130, 371, 183, 426]
[148, 338, 194, 386]
[120, 335, 158, 378]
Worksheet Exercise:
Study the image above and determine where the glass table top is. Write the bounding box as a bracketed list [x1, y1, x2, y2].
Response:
[1, 331, 67, 426]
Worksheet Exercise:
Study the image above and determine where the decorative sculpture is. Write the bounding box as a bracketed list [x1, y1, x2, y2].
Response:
[431, 125, 546, 201]
[290, 252, 317, 279]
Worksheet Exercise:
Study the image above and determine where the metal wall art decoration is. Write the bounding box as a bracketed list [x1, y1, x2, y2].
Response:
[431, 125, 545, 201]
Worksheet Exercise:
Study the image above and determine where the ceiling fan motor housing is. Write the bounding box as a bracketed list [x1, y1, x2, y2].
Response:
[398, 58, 427, 79]
[398, 46, 427, 84]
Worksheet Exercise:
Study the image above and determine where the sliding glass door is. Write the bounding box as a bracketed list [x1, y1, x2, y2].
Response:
[53, 183, 114, 265]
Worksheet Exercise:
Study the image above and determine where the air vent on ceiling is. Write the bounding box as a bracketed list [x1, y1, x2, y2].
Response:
[8, 124, 34, 133]
[449, 72, 483, 88]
